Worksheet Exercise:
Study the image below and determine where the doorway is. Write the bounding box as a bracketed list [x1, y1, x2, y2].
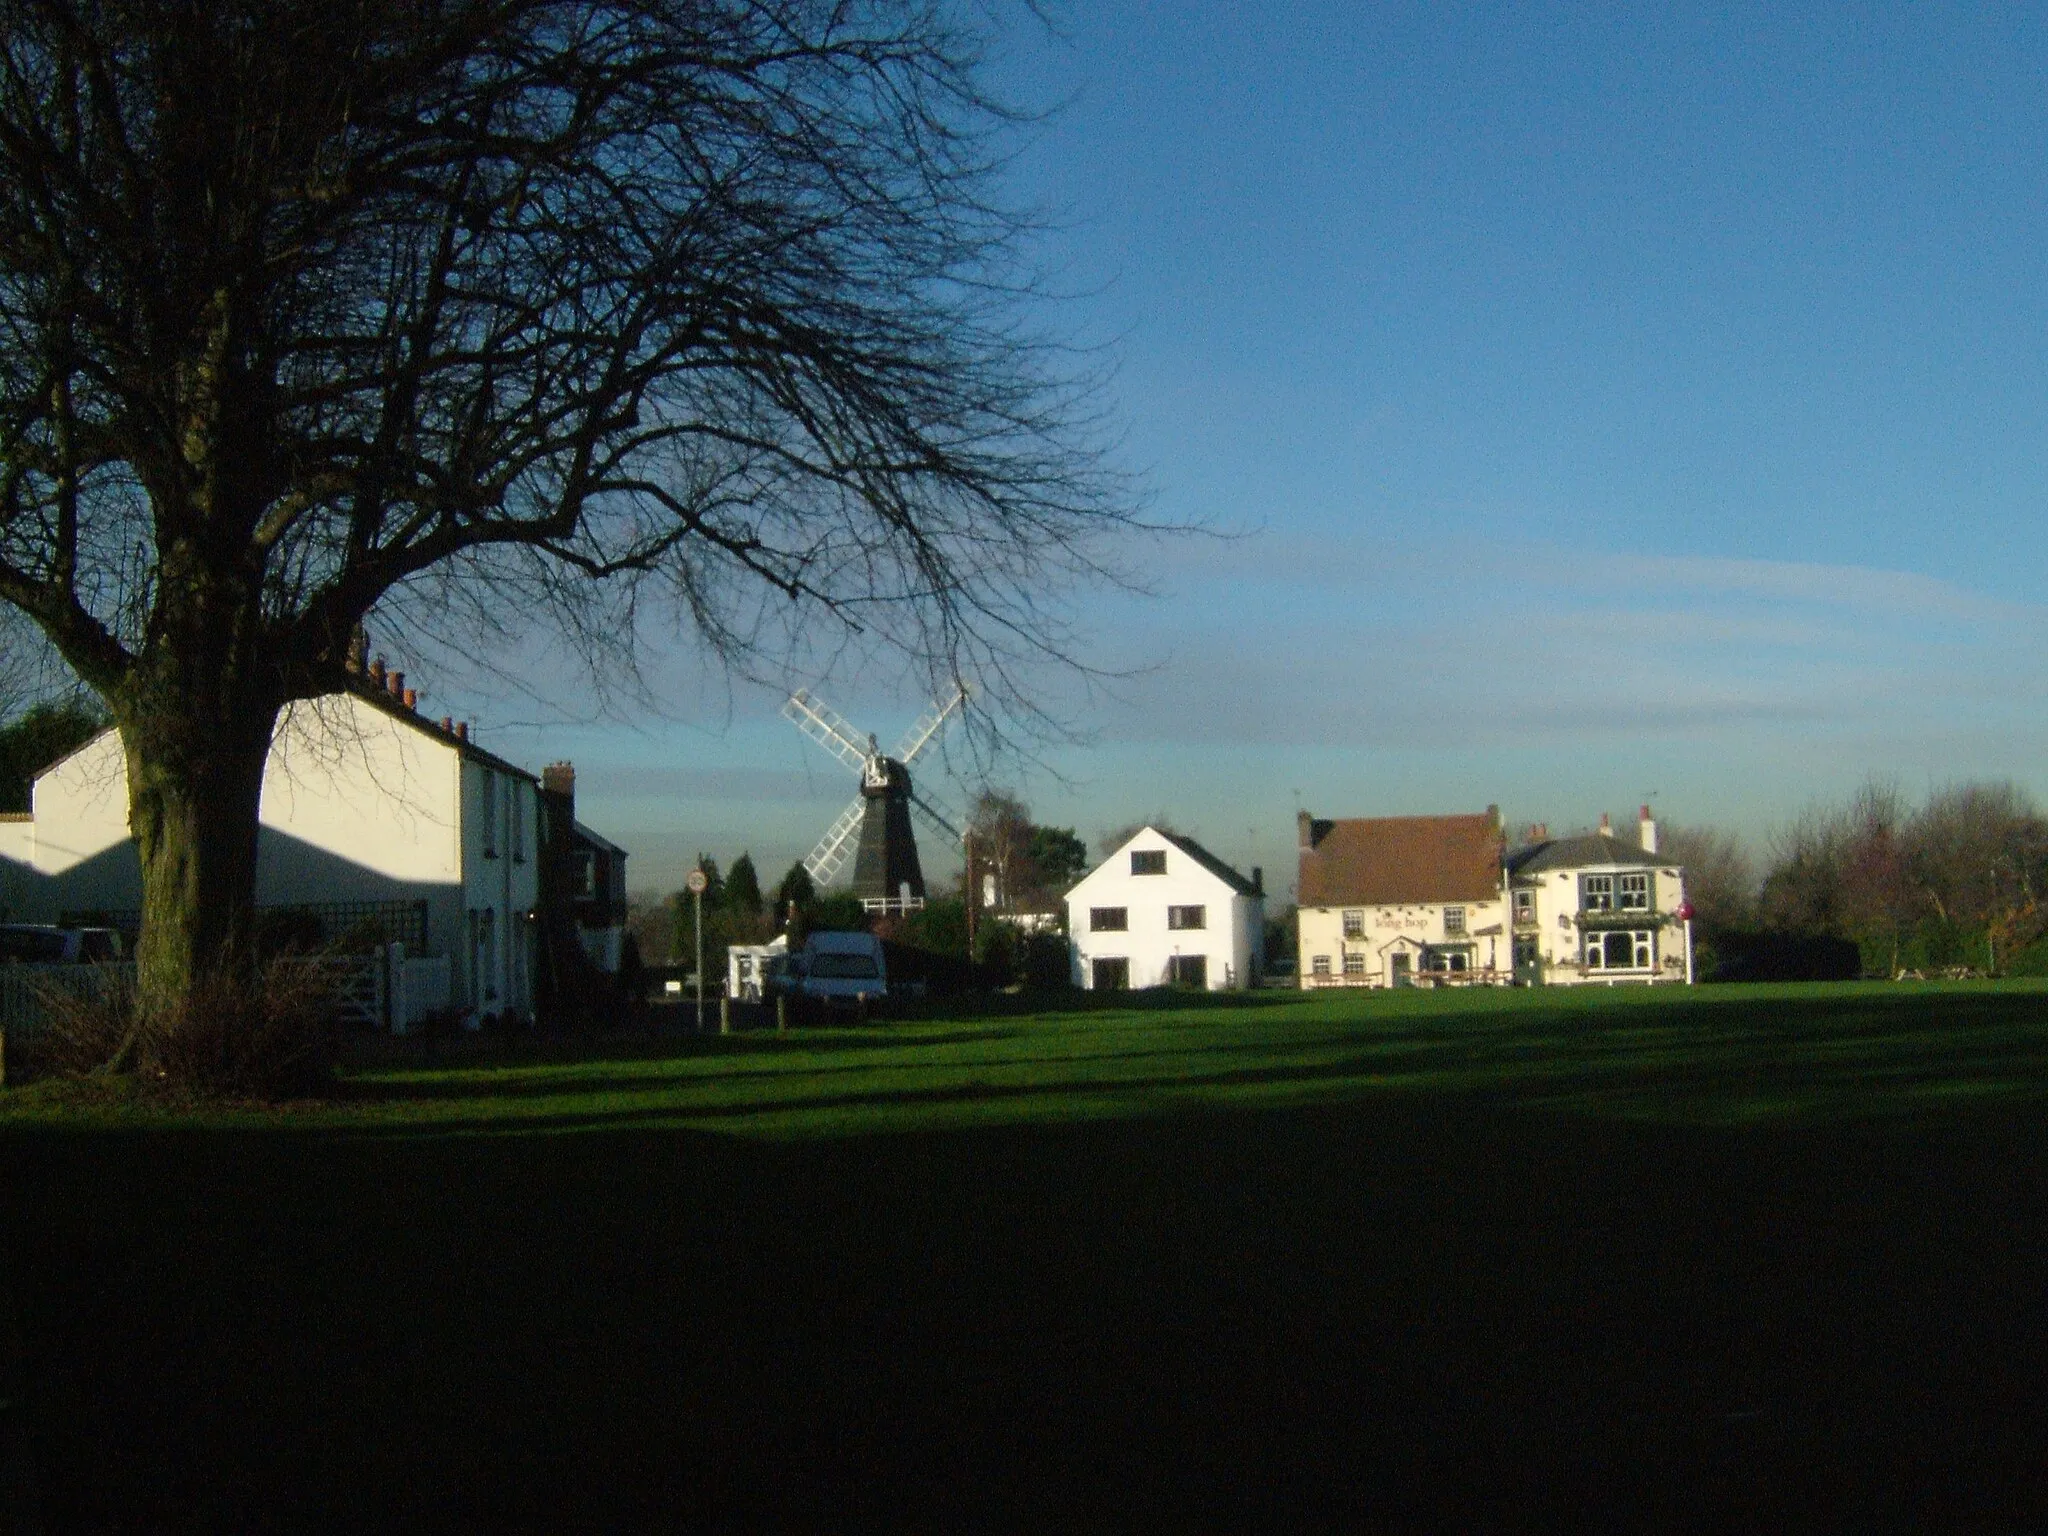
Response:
[1092, 957, 1129, 991]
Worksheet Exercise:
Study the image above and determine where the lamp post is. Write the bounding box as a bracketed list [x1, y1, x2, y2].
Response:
[1677, 899, 1696, 985]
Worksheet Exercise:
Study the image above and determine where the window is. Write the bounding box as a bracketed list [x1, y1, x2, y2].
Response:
[1619, 872, 1650, 912]
[1423, 947, 1470, 974]
[1167, 905, 1206, 930]
[510, 787, 525, 863]
[1167, 954, 1208, 989]
[570, 851, 595, 898]
[1092, 957, 1129, 991]
[1512, 889, 1535, 924]
[480, 770, 498, 857]
[1130, 849, 1166, 875]
[1342, 909, 1364, 939]
[1311, 954, 1331, 977]
[1089, 906, 1128, 932]
[1585, 930, 1654, 970]
[1443, 906, 1467, 937]
[476, 908, 498, 1000]
[1513, 937, 1541, 971]
[1581, 874, 1613, 912]
[1342, 952, 1365, 976]
[810, 953, 880, 979]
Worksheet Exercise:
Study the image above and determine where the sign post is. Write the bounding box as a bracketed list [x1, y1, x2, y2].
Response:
[686, 866, 709, 1030]
[1677, 899, 1696, 986]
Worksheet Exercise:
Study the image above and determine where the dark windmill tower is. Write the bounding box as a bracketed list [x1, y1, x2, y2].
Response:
[853, 738, 926, 904]
[784, 688, 966, 913]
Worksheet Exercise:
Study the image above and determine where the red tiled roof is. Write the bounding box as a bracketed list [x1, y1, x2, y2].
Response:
[1298, 813, 1502, 906]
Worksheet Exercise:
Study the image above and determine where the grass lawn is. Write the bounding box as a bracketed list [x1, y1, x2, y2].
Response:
[5, 981, 2048, 1529]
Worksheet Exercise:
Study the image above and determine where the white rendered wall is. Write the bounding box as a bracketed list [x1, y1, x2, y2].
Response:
[1298, 896, 1510, 987]
[1065, 828, 1260, 990]
[1518, 858, 1688, 986]
[456, 758, 542, 1017]
[264, 695, 463, 886]
[3, 697, 478, 936]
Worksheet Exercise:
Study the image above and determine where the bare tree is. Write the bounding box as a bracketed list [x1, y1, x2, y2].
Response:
[1656, 822, 1755, 933]
[1906, 782, 2048, 933]
[967, 787, 1033, 908]
[0, 0, 1137, 1019]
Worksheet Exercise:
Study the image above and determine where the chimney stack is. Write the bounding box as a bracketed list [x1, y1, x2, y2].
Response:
[1598, 811, 1613, 838]
[1639, 805, 1658, 855]
[542, 761, 576, 820]
[1252, 866, 1264, 896]
[1297, 809, 1313, 849]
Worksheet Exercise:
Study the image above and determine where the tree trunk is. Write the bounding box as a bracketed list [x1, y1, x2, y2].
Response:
[120, 693, 280, 1023]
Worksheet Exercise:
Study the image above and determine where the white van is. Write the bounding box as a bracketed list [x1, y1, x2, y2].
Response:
[797, 931, 888, 1008]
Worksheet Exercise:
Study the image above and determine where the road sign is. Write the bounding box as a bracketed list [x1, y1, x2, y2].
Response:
[685, 868, 708, 895]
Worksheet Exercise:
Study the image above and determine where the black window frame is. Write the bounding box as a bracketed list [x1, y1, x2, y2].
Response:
[1089, 906, 1129, 932]
[1130, 849, 1167, 875]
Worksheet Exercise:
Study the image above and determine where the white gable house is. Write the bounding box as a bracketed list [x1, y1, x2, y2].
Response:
[0, 675, 629, 1023]
[1065, 828, 1265, 991]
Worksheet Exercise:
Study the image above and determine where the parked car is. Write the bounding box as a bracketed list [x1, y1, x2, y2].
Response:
[0, 924, 126, 964]
[796, 930, 889, 1009]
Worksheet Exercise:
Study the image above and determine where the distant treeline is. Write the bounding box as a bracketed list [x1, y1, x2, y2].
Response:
[1686, 781, 2048, 980]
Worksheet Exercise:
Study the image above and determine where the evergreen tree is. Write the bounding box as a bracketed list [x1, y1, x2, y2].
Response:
[774, 862, 817, 926]
[725, 853, 764, 917]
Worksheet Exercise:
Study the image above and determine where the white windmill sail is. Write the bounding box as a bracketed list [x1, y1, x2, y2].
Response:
[892, 684, 967, 766]
[803, 797, 867, 885]
[783, 689, 871, 772]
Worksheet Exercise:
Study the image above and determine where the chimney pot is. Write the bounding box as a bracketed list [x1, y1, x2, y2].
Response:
[1598, 811, 1613, 837]
[369, 654, 387, 686]
[387, 670, 404, 697]
[454, 721, 469, 742]
[1252, 865, 1264, 895]
[1297, 809, 1313, 849]
[440, 717, 454, 733]
[402, 687, 417, 710]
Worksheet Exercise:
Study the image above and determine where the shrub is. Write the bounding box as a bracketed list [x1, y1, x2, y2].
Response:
[31, 957, 342, 1100]
[1018, 930, 1072, 992]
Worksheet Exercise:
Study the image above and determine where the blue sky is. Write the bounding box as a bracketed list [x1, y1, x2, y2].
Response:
[461, 2, 2048, 898]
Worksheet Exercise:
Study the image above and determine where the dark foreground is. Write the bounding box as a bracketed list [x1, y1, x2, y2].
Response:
[5, 989, 2048, 1530]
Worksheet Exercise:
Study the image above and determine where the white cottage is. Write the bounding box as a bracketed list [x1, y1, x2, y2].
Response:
[1065, 828, 1264, 991]
[0, 675, 629, 1022]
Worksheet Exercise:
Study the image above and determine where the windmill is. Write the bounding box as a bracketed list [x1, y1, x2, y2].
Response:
[783, 685, 967, 912]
